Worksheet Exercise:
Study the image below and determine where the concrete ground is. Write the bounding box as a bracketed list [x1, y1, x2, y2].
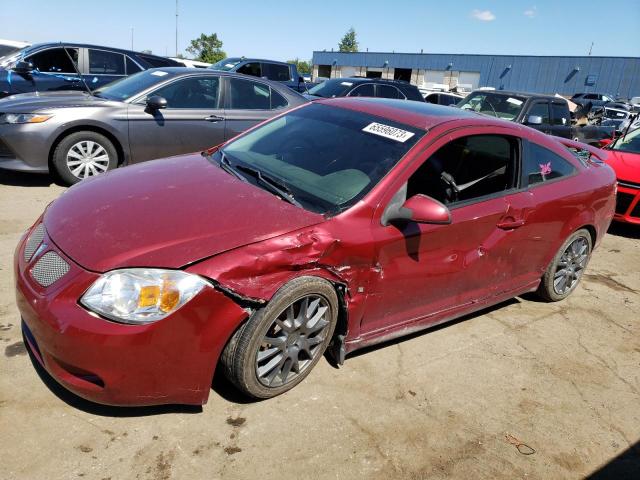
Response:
[0, 170, 638, 480]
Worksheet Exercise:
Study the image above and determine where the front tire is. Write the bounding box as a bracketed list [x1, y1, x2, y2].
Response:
[537, 228, 592, 302]
[221, 276, 338, 399]
[52, 131, 118, 185]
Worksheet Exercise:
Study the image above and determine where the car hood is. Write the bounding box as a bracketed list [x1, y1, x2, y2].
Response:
[0, 91, 114, 111]
[606, 149, 640, 183]
[43, 154, 325, 272]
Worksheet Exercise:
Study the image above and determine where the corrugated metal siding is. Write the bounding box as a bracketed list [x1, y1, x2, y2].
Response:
[312, 51, 640, 97]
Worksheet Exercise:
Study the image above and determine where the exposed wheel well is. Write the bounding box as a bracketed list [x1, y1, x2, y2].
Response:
[580, 224, 597, 246]
[48, 126, 125, 171]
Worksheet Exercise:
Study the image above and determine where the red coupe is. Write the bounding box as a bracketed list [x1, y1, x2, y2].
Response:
[606, 127, 640, 224]
[15, 98, 616, 406]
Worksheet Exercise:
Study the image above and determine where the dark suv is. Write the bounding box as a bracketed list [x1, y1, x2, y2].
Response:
[304, 77, 424, 102]
[0, 42, 182, 98]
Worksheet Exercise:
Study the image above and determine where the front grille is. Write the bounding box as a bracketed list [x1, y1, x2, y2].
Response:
[615, 192, 635, 215]
[0, 138, 14, 158]
[631, 201, 640, 218]
[618, 179, 640, 190]
[24, 224, 45, 262]
[30, 251, 70, 287]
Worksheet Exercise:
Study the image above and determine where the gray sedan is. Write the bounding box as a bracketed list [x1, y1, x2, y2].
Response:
[0, 68, 307, 184]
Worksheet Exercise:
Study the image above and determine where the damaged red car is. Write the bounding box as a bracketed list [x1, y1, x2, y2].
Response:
[605, 126, 640, 224]
[15, 98, 616, 406]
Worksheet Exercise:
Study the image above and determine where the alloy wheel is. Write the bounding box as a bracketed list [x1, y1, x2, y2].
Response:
[255, 295, 331, 388]
[66, 141, 110, 179]
[553, 236, 589, 295]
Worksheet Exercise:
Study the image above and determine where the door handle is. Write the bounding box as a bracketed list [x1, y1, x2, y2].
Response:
[497, 218, 525, 230]
[204, 115, 224, 122]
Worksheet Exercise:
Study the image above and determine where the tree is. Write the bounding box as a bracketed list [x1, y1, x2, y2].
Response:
[186, 33, 226, 64]
[287, 58, 312, 74]
[338, 28, 358, 53]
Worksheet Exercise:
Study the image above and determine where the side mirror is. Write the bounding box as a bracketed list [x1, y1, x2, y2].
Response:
[146, 95, 167, 110]
[384, 194, 451, 225]
[12, 60, 34, 74]
[526, 115, 543, 125]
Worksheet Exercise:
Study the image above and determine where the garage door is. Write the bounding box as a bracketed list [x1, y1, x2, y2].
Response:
[340, 66, 357, 78]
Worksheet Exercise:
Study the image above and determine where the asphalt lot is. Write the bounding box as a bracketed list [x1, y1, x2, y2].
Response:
[0, 169, 638, 480]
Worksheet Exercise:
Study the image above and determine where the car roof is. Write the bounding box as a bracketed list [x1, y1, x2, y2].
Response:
[315, 97, 501, 130]
[470, 89, 560, 100]
[225, 57, 290, 66]
[24, 42, 171, 59]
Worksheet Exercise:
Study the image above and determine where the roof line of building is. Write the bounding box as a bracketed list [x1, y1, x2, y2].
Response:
[312, 51, 640, 60]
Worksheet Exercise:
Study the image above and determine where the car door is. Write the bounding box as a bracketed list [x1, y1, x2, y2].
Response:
[223, 77, 288, 139]
[82, 48, 127, 89]
[525, 100, 552, 134]
[22, 46, 83, 92]
[361, 129, 522, 335]
[127, 74, 226, 163]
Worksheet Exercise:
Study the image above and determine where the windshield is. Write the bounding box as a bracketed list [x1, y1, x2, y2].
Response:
[611, 128, 640, 154]
[0, 45, 22, 59]
[307, 79, 355, 98]
[209, 58, 242, 71]
[0, 46, 30, 68]
[457, 92, 526, 120]
[93, 69, 171, 101]
[221, 103, 424, 214]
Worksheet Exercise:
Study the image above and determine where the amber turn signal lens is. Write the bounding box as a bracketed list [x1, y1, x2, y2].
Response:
[160, 281, 180, 312]
[138, 285, 161, 308]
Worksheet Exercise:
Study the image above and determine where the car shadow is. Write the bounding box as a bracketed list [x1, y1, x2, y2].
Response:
[607, 222, 640, 239]
[0, 170, 62, 187]
[24, 339, 203, 417]
[586, 439, 640, 479]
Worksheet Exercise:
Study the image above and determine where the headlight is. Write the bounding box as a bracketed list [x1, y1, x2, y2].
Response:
[81, 269, 210, 324]
[0, 113, 53, 124]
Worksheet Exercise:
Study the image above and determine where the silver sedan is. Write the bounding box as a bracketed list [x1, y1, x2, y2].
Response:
[0, 68, 307, 184]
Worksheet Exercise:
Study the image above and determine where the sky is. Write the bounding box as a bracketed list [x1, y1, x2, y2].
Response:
[1, 0, 639, 60]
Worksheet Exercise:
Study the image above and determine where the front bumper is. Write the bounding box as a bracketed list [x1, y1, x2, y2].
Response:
[15, 225, 248, 406]
[0, 125, 52, 173]
[614, 181, 640, 224]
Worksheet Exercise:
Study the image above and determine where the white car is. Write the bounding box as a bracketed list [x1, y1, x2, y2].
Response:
[0, 39, 30, 59]
[169, 57, 211, 69]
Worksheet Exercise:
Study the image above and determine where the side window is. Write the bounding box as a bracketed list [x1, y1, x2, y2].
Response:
[348, 84, 375, 97]
[150, 76, 220, 108]
[88, 49, 125, 75]
[229, 78, 271, 109]
[139, 55, 176, 68]
[263, 63, 291, 82]
[377, 85, 401, 99]
[126, 57, 142, 75]
[523, 143, 576, 186]
[236, 62, 262, 78]
[270, 89, 288, 109]
[27, 47, 78, 73]
[407, 135, 518, 205]
[528, 102, 550, 124]
[425, 93, 438, 104]
[551, 103, 570, 125]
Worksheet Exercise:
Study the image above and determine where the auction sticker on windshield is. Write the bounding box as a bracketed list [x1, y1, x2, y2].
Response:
[362, 123, 415, 142]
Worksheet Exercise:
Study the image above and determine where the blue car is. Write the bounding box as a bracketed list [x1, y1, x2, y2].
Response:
[0, 42, 182, 98]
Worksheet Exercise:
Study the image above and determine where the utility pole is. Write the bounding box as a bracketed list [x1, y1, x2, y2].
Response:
[175, 0, 179, 57]
[588, 42, 594, 56]
[130, 27, 134, 50]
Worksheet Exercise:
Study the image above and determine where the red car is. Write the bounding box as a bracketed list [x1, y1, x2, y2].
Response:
[605, 127, 640, 224]
[15, 98, 616, 406]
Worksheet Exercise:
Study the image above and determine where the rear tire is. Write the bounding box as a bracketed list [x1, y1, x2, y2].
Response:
[536, 228, 592, 302]
[52, 131, 118, 185]
[221, 276, 338, 399]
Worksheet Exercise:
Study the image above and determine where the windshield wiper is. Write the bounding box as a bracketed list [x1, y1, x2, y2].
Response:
[234, 164, 302, 208]
[204, 151, 248, 182]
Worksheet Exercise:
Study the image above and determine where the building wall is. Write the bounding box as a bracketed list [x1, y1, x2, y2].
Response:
[312, 51, 640, 98]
